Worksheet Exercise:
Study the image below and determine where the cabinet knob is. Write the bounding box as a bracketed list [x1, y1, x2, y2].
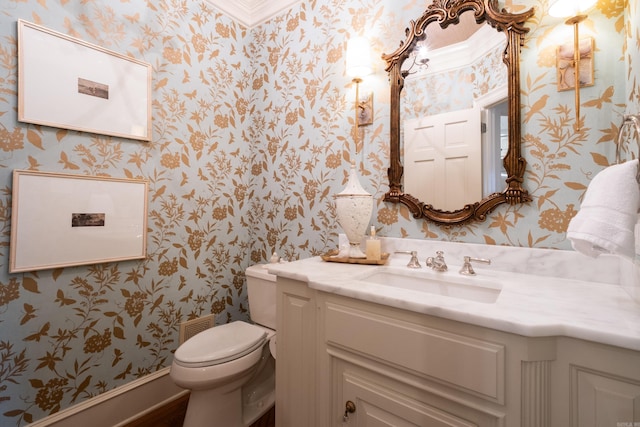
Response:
[343, 400, 356, 421]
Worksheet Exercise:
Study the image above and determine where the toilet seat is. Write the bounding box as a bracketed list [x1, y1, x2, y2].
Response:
[174, 321, 267, 368]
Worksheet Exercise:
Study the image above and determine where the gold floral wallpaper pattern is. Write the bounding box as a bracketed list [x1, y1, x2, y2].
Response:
[0, 0, 636, 425]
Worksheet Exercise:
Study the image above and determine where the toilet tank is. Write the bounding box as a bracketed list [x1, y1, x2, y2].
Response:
[246, 264, 277, 330]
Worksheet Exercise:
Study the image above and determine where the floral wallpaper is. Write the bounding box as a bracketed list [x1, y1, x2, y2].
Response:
[0, 0, 635, 425]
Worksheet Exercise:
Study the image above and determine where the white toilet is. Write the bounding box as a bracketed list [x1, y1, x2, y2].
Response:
[170, 264, 277, 427]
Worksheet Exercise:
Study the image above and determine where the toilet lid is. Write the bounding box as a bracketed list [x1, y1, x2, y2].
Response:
[174, 321, 267, 368]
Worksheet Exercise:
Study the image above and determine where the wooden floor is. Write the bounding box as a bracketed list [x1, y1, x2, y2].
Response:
[122, 393, 275, 427]
[248, 406, 275, 427]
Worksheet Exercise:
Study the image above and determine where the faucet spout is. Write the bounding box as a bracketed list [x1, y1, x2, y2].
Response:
[425, 251, 448, 272]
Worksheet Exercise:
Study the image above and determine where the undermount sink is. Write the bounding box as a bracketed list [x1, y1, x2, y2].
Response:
[359, 268, 502, 303]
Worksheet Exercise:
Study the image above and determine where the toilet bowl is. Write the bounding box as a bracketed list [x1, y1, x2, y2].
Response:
[170, 264, 277, 427]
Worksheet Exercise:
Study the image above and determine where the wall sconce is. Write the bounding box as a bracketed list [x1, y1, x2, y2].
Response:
[405, 44, 430, 76]
[346, 36, 373, 154]
[550, 0, 597, 128]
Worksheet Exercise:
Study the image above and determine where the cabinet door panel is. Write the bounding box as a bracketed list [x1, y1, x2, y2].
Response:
[326, 301, 505, 402]
[573, 367, 640, 427]
[335, 358, 506, 427]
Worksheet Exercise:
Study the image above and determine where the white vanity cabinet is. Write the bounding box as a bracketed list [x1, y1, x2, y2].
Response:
[276, 277, 552, 426]
[275, 274, 640, 427]
[321, 293, 554, 427]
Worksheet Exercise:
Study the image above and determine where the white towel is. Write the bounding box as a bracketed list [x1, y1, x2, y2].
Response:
[567, 159, 640, 258]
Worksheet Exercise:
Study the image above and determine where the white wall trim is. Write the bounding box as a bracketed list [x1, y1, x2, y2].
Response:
[206, 0, 302, 28]
[28, 367, 187, 427]
[407, 24, 505, 78]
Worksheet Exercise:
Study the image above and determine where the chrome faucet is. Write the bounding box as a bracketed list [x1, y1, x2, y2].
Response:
[425, 251, 447, 272]
[459, 256, 491, 276]
[395, 251, 421, 268]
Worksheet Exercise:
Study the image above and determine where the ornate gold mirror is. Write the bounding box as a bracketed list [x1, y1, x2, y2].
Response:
[383, 0, 534, 225]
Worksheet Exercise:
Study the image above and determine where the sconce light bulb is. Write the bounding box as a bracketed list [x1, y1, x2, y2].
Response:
[549, 0, 597, 18]
[346, 36, 373, 79]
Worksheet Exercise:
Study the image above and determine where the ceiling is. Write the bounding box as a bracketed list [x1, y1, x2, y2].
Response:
[424, 11, 484, 50]
[206, 0, 301, 28]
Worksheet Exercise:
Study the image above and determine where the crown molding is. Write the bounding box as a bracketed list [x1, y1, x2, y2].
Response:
[406, 24, 505, 79]
[206, 0, 300, 28]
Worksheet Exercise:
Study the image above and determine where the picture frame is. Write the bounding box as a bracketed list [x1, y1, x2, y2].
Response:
[17, 20, 152, 141]
[556, 37, 595, 92]
[9, 170, 149, 273]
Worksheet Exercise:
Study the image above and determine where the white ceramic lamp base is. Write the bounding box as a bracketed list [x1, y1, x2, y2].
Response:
[335, 163, 373, 258]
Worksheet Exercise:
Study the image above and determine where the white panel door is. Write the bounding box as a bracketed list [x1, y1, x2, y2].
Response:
[404, 107, 482, 211]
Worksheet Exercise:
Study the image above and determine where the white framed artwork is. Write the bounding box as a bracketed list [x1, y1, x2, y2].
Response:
[10, 170, 149, 273]
[17, 20, 152, 141]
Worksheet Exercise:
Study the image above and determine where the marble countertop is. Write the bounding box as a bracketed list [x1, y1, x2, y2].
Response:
[267, 251, 640, 352]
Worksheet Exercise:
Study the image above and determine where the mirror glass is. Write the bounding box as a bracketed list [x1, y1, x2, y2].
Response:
[383, 0, 534, 225]
[401, 14, 506, 209]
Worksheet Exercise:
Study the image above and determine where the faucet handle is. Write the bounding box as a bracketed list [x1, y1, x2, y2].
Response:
[395, 251, 421, 268]
[459, 256, 491, 276]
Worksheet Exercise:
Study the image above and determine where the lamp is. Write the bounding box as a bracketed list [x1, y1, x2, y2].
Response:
[549, 0, 597, 127]
[334, 37, 374, 259]
[549, 0, 597, 18]
[346, 37, 373, 152]
[405, 44, 430, 75]
[346, 36, 372, 80]
[416, 46, 430, 67]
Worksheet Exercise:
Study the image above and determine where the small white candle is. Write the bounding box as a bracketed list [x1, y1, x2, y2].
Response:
[365, 226, 381, 261]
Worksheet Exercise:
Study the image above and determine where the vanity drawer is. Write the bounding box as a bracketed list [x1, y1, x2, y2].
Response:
[324, 300, 505, 403]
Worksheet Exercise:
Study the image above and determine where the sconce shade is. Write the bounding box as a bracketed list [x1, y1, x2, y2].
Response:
[417, 46, 429, 61]
[549, 0, 597, 17]
[346, 36, 372, 79]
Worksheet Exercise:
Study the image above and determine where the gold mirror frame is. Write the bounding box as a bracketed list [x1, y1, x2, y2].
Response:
[383, 0, 534, 226]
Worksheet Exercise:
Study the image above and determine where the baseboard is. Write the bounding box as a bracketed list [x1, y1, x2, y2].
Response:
[115, 391, 190, 427]
[28, 367, 187, 427]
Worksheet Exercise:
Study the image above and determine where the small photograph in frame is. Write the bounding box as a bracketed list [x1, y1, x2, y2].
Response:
[556, 37, 594, 92]
[71, 213, 106, 227]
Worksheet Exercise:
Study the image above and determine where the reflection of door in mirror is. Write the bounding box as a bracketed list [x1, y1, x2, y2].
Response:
[482, 98, 508, 197]
[404, 108, 481, 211]
[400, 21, 507, 211]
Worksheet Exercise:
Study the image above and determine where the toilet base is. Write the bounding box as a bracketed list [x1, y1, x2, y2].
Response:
[181, 371, 275, 427]
[179, 343, 275, 427]
[243, 393, 274, 426]
[242, 340, 275, 425]
[183, 385, 243, 427]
